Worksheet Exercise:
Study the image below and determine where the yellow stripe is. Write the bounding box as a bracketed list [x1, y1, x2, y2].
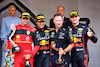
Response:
[70, 11, 77, 15]
[22, 12, 30, 16]
[15, 41, 32, 43]
[37, 16, 44, 19]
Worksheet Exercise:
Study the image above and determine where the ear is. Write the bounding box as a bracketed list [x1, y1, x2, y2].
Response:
[8, 10, 10, 13]
[53, 18, 55, 24]
[63, 10, 65, 14]
[57, 10, 58, 13]
[20, 18, 22, 21]
[78, 16, 80, 20]
[35, 22, 38, 24]
[69, 18, 71, 21]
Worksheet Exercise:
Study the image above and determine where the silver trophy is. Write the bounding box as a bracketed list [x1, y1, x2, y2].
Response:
[9, 24, 20, 53]
[56, 55, 65, 67]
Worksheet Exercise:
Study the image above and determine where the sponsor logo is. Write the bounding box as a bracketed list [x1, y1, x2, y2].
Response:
[70, 37, 82, 43]
[69, 28, 72, 31]
[25, 36, 30, 41]
[60, 32, 65, 35]
[27, 31, 30, 35]
[39, 40, 49, 45]
[44, 30, 49, 33]
[78, 28, 83, 31]
[16, 35, 20, 39]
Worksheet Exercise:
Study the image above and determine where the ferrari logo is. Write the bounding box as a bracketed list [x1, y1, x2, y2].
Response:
[27, 31, 30, 35]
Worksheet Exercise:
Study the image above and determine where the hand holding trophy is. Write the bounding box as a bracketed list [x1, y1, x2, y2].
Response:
[9, 23, 20, 53]
[25, 54, 32, 67]
[56, 47, 65, 67]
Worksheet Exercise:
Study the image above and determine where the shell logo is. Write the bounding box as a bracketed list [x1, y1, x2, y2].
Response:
[16, 35, 20, 39]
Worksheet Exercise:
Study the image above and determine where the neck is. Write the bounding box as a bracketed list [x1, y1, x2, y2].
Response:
[10, 15, 15, 17]
[55, 27, 61, 32]
[37, 27, 42, 30]
[21, 23, 28, 26]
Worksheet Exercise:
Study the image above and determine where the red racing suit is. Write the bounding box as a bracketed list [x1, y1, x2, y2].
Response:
[7, 24, 40, 67]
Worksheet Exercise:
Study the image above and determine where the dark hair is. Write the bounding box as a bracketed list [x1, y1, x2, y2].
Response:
[54, 13, 63, 18]
[37, 14, 45, 17]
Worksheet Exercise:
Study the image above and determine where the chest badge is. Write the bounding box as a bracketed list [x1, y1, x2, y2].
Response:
[44, 30, 49, 33]
[78, 28, 83, 31]
[39, 40, 49, 45]
[27, 31, 30, 35]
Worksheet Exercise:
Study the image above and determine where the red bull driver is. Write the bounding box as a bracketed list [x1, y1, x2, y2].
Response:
[34, 14, 50, 67]
[68, 10, 98, 67]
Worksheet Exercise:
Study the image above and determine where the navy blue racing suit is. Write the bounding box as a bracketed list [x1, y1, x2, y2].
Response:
[50, 27, 72, 67]
[67, 23, 97, 67]
[34, 26, 50, 67]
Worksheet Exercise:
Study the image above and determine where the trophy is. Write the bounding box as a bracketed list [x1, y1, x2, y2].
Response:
[56, 55, 65, 67]
[9, 24, 20, 53]
[51, 41, 65, 67]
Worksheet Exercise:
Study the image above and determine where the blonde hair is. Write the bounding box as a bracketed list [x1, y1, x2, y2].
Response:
[8, 5, 16, 10]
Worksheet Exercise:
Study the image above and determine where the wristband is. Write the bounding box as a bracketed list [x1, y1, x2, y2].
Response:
[64, 50, 66, 55]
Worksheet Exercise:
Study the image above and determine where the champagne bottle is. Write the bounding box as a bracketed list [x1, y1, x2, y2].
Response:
[25, 60, 31, 67]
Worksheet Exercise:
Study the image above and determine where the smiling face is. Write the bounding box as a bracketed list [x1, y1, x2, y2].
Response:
[53, 15, 63, 28]
[69, 16, 80, 26]
[36, 21, 45, 29]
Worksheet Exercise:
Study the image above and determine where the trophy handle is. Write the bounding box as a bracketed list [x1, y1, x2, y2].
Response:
[58, 55, 62, 62]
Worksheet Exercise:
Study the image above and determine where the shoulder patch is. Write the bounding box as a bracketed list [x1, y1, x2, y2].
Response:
[29, 25, 37, 32]
[44, 30, 49, 33]
[62, 28, 66, 31]
[50, 28, 55, 31]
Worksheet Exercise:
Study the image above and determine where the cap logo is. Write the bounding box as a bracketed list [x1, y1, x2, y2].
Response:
[21, 12, 31, 19]
[70, 11, 79, 17]
[37, 16, 45, 19]
[70, 11, 77, 15]
[22, 12, 30, 16]
[36, 14, 45, 22]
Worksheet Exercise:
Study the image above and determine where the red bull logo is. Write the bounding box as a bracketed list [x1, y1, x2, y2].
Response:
[39, 40, 49, 45]
[71, 37, 82, 43]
